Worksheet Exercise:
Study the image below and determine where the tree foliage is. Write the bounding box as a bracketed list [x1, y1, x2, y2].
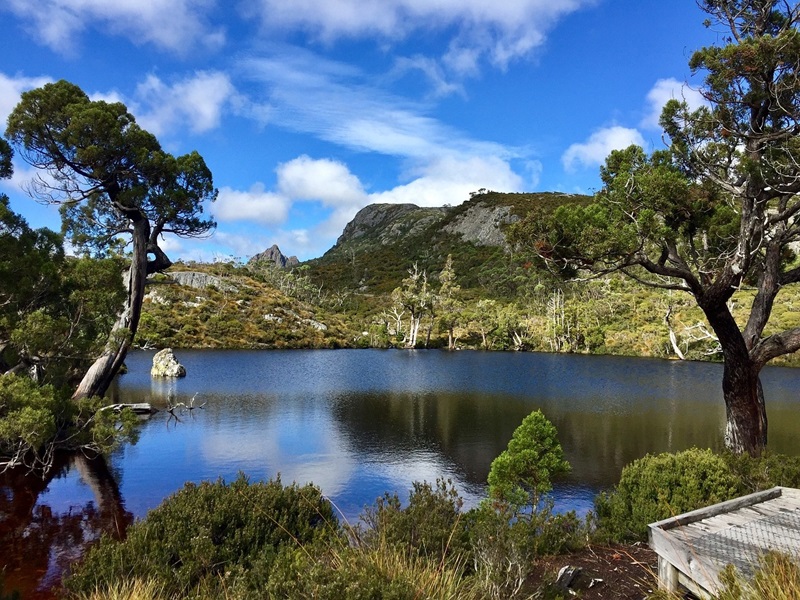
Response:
[517, 1, 800, 454]
[487, 409, 570, 509]
[5, 80, 216, 399]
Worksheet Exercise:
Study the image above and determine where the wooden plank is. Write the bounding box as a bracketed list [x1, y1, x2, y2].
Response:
[649, 487, 800, 596]
[658, 556, 679, 593]
[649, 525, 719, 594]
[650, 487, 783, 531]
[779, 487, 800, 501]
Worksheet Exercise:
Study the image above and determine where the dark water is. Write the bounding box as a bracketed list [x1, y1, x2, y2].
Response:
[4, 349, 800, 597]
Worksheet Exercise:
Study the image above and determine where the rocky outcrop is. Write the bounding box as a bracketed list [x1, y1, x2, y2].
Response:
[151, 348, 186, 378]
[442, 203, 519, 248]
[335, 204, 448, 247]
[168, 271, 237, 292]
[248, 244, 299, 269]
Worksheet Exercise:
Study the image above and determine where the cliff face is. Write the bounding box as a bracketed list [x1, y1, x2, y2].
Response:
[335, 204, 448, 248]
[333, 199, 519, 250]
[310, 191, 590, 294]
[442, 203, 518, 248]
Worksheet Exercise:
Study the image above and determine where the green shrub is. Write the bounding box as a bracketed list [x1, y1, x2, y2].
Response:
[359, 478, 469, 562]
[64, 475, 339, 598]
[594, 448, 739, 542]
[468, 412, 583, 599]
[0, 374, 137, 471]
[724, 450, 800, 495]
[487, 409, 570, 508]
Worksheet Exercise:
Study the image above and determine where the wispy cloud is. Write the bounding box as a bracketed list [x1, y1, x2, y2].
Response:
[242, 47, 518, 162]
[3, 0, 224, 56]
[250, 0, 593, 70]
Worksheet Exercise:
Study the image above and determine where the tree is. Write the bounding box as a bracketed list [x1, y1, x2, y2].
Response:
[487, 409, 570, 509]
[437, 255, 463, 350]
[5, 80, 216, 400]
[390, 263, 431, 348]
[521, 1, 800, 455]
[0, 198, 125, 382]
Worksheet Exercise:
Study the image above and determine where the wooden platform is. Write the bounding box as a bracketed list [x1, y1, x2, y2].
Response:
[649, 486, 800, 598]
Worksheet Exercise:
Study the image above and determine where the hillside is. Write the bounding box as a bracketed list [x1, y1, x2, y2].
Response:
[134, 191, 800, 366]
[136, 263, 353, 349]
[305, 191, 591, 297]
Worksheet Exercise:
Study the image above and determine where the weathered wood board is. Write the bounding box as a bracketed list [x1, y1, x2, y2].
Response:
[649, 487, 800, 599]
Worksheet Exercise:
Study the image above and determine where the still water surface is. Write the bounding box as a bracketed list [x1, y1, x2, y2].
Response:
[4, 349, 800, 597]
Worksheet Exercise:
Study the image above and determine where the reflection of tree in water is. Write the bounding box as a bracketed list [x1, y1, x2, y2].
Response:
[0, 453, 132, 599]
[331, 390, 736, 492]
[331, 391, 533, 486]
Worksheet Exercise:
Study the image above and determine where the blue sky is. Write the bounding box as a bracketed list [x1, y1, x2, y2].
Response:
[1, 0, 711, 262]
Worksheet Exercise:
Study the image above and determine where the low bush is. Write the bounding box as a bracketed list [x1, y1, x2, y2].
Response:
[64, 475, 339, 598]
[593, 447, 739, 542]
[263, 540, 478, 600]
[466, 500, 585, 600]
[359, 478, 469, 562]
[0, 374, 138, 471]
[723, 450, 800, 495]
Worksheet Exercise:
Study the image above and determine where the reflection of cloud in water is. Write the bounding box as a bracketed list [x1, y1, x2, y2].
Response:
[200, 404, 355, 497]
[364, 449, 486, 510]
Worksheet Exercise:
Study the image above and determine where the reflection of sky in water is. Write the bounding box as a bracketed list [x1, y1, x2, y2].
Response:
[97, 349, 800, 523]
[35, 466, 98, 513]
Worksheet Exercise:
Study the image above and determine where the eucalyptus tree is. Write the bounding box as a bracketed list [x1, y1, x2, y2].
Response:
[6, 80, 216, 400]
[521, 1, 800, 454]
[391, 263, 431, 348]
[437, 255, 463, 350]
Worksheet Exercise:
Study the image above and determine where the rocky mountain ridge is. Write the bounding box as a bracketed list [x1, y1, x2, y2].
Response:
[248, 244, 299, 269]
[309, 191, 589, 294]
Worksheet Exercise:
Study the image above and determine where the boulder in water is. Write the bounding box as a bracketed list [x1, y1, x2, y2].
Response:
[151, 348, 187, 378]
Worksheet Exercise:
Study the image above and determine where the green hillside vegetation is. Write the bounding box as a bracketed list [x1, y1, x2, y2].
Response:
[134, 191, 800, 366]
[136, 261, 352, 349]
[307, 191, 593, 297]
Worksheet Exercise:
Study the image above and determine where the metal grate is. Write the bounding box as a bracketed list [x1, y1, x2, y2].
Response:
[689, 507, 800, 576]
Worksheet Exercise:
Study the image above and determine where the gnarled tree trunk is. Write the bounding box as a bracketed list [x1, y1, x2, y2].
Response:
[703, 299, 768, 455]
[73, 216, 170, 400]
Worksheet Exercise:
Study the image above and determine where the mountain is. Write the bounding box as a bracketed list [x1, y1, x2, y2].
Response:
[307, 191, 591, 296]
[248, 244, 299, 269]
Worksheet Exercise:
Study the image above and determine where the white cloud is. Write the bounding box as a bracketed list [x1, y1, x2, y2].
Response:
[3, 0, 224, 56]
[251, 0, 591, 69]
[214, 183, 291, 225]
[641, 78, 706, 130]
[277, 155, 367, 207]
[373, 155, 522, 206]
[212, 152, 524, 260]
[0, 73, 52, 131]
[562, 126, 646, 171]
[133, 72, 236, 137]
[88, 90, 126, 105]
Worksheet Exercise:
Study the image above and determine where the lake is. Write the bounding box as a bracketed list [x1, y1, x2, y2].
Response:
[4, 349, 800, 598]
